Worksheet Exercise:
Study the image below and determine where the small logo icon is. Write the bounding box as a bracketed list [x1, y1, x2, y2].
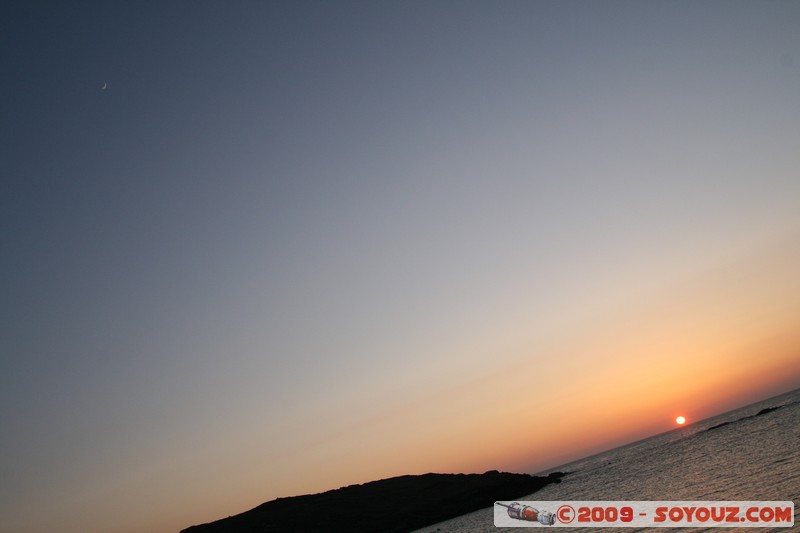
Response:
[496, 501, 556, 525]
[556, 504, 575, 524]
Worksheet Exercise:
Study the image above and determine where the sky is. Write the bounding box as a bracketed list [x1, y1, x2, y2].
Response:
[2, 1, 800, 531]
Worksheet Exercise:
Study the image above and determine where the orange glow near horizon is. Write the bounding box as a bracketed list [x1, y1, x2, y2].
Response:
[59, 237, 800, 533]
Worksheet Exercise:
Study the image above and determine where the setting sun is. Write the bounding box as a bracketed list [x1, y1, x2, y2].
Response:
[676, 416, 687, 425]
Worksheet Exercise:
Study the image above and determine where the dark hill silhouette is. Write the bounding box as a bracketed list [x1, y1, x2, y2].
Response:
[181, 470, 566, 533]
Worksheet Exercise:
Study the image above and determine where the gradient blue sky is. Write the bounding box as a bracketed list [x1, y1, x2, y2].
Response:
[2, 2, 800, 532]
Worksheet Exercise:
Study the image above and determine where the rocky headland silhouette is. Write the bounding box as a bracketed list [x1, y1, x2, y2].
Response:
[705, 404, 786, 432]
[181, 470, 567, 533]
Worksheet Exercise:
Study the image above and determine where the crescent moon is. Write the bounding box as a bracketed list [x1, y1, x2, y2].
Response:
[101, 82, 107, 90]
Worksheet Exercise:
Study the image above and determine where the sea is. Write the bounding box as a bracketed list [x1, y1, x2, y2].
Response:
[415, 388, 800, 532]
